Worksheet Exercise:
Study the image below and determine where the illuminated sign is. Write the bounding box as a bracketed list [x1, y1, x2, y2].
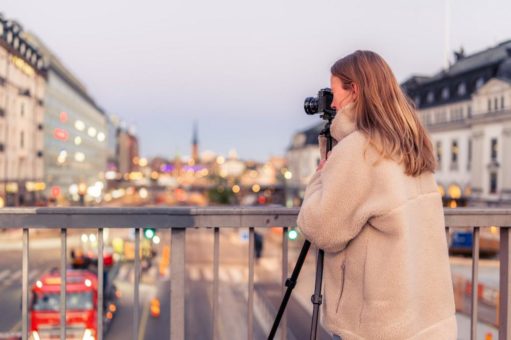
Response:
[53, 128, 69, 141]
[59, 112, 68, 123]
[11, 55, 35, 77]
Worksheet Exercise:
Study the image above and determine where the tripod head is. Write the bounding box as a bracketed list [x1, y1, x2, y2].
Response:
[304, 88, 337, 155]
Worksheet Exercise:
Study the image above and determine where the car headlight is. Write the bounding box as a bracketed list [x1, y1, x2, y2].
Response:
[83, 328, 95, 340]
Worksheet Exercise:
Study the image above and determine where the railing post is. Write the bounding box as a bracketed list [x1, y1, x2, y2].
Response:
[500, 227, 511, 339]
[98, 228, 104, 340]
[248, 227, 255, 340]
[60, 228, 67, 340]
[281, 227, 289, 340]
[134, 227, 140, 340]
[470, 226, 480, 340]
[22, 228, 29, 340]
[212, 227, 220, 340]
[171, 228, 186, 340]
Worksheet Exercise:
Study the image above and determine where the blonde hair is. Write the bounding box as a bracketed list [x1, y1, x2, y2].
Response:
[331, 50, 436, 176]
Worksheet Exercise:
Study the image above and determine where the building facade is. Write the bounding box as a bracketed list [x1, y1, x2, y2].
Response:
[24, 33, 108, 205]
[286, 122, 323, 206]
[117, 126, 139, 177]
[0, 17, 45, 206]
[402, 40, 511, 207]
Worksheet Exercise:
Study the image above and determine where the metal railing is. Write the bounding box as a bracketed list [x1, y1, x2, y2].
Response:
[0, 206, 509, 340]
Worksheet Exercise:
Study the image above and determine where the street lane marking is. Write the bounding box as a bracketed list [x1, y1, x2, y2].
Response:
[185, 265, 263, 283]
[227, 267, 243, 283]
[9, 319, 21, 333]
[28, 269, 40, 282]
[219, 268, 229, 282]
[242, 267, 259, 282]
[201, 267, 214, 281]
[137, 296, 151, 340]
[188, 266, 200, 281]
[0, 269, 11, 282]
[259, 257, 278, 272]
[117, 264, 130, 281]
[3, 269, 22, 285]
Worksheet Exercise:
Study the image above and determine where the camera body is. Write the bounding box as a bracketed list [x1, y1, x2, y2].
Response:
[304, 88, 336, 117]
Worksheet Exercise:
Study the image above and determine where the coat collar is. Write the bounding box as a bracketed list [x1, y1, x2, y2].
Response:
[330, 102, 358, 141]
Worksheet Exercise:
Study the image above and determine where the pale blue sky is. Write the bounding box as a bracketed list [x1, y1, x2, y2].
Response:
[3, 0, 511, 161]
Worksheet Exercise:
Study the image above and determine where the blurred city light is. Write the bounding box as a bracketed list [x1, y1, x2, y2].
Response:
[288, 229, 299, 240]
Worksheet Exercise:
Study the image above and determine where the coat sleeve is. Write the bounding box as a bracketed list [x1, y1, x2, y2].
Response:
[296, 132, 381, 253]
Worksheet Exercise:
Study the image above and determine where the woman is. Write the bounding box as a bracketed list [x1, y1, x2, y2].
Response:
[296, 50, 457, 340]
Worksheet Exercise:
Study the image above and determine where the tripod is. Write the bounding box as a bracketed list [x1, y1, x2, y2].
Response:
[269, 117, 335, 340]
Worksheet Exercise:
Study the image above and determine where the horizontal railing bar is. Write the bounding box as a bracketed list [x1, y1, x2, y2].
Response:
[0, 207, 510, 228]
[0, 206, 302, 215]
[0, 207, 300, 228]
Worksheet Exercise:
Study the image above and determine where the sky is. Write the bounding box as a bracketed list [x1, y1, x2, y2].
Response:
[2, 0, 511, 162]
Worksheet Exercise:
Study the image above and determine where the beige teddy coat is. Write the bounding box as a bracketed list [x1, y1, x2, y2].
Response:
[296, 105, 457, 339]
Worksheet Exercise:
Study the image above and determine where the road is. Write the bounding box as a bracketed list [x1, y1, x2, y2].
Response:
[0, 227, 326, 339]
[1, 225, 498, 339]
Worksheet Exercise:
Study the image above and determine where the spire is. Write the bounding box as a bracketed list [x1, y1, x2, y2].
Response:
[192, 120, 200, 163]
[192, 120, 198, 145]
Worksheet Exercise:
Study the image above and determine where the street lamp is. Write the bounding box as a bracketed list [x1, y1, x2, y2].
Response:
[78, 182, 87, 206]
[281, 168, 293, 207]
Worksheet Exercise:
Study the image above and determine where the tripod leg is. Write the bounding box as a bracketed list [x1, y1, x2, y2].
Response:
[268, 240, 311, 340]
[310, 249, 324, 340]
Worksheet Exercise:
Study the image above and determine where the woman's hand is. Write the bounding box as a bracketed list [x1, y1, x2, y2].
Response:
[316, 160, 326, 171]
[316, 151, 331, 171]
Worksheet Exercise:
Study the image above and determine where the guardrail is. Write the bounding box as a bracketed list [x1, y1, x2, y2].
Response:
[0, 207, 509, 340]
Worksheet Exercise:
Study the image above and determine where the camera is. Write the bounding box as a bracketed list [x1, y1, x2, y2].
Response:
[304, 88, 336, 117]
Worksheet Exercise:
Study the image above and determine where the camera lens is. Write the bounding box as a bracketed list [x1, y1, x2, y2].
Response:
[304, 97, 319, 115]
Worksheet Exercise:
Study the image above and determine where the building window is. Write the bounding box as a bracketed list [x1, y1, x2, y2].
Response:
[442, 87, 450, 100]
[450, 140, 459, 170]
[37, 123, 43, 131]
[427, 91, 435, 104]
[36, 150, 43, 158]
[0, 108, 4, 117]
[495, 98, 499, 111]
[467, 138, 472, 171]
[451, 107, 464, 121]
[476, 77, 485, 89]
[20, 103, 24, 117]
[414, 95, 421, 107]
[20, 131, 24, 149]
[467, 105, 472, 117]
[436, 141, 442, 170]
[488, 98, 492, 112]
[489, 172, 498, 194]
[491, 138, 498, 161]
[0, 143, 4, 152]
[435, 110, 448, 123]
[501, 96, 505, 110]
[457, 82, 466, 96]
